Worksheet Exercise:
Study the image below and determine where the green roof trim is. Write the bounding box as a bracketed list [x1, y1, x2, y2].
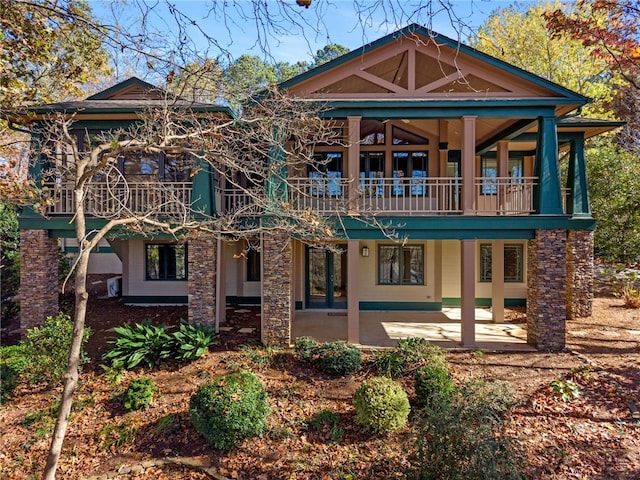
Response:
[279, 23, 589, 105]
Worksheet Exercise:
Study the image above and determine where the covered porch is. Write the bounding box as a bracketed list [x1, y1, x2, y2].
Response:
[292, 307, 532, 351]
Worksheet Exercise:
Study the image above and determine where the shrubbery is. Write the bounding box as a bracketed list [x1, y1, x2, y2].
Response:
[294, 337, 361, 375]
[410, 378, 521, 480]
[189, 371, 270, 450]
[21, 312, 91, 387]
[414, 363, 456, 407]
[103, 320, 216, 369]
[373, 337, 445, 378]
[353, 376, 410, 434]
[122, 377, 157, 411]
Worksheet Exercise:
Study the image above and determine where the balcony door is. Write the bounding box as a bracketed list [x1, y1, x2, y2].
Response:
[306, 246, 347, 308]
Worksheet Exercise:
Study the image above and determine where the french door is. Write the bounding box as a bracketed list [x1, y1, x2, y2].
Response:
[306, 246, 347, 308]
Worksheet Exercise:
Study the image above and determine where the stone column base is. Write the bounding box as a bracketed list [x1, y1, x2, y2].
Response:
[261, 231, 292, 346]
[188, 234, 216, 327]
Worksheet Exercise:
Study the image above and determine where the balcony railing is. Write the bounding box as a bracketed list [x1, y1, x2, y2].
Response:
[474, 177, 537, 215]
[44, 181, 192, 216]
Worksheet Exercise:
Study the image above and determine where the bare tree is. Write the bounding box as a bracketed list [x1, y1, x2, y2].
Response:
[31, 86, 373, 478]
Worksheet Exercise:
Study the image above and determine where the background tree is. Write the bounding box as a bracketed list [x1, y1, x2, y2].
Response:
[470, 1, 616, 116]
[313, 43, 351, 66]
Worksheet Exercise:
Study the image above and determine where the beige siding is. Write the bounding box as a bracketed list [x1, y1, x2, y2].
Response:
[123, 239, 188, 297]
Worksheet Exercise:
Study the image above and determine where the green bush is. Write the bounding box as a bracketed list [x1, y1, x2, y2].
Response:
[294, 336, 318, 362]
[316, 341, 362, 375]
[373, 337, 446, 378]
[168, 321, 216, 360]
[409, 379, 521, 480]
[189, 371, 270, 450]
[103, 321, 171, 369]
[353, 376, 410, 434]
[21, 313, 91, 387]
[307, 408, 344, 442]
[104, 320, 217, 369]
[0, 345, 29, 403]
[295, 337, 361, 376]
[414, 364, 456, 407]
[122, 377, 157, 411]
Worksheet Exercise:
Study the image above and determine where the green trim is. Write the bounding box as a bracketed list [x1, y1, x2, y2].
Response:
[359, 301, 441, 311]
[534, 116, 563, 214]
[566, 136, 591, 217]
[226, 296, 261, 305]
[279, 24, 589, 104]
[63, 246, 114, 254]
[121, 295, 187, 304]
[442, 298, 526, 307]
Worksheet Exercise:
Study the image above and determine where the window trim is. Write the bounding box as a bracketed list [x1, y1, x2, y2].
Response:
[377, 244, 425, 285]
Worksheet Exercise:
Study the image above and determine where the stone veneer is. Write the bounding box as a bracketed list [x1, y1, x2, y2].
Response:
[566, 230, 594, 319]
[187, 234, 216, 327]
[261, 231, 292, 346]
[19, 229, 59, 330]
[527, 229, 567, 351]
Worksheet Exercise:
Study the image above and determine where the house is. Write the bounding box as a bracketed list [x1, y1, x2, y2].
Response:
[16, 25, 623, 350]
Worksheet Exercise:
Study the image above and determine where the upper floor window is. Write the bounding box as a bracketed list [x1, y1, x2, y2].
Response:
[392, 126, 429, 145]
[119, 151, 191, 182]
[392, 151, 428, 196]
[146, 243, 188, 281]
[309, 152, 343, 197]
[360, 119, 385, 145]
[480, 157, 524, 194]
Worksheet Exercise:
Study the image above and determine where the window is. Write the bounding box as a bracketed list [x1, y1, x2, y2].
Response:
[309, 152, 343, 197]
[479, 244, 523, 283]
[146, 243, 187, 280]
[392, 151, 428, 196]
[246, 248, 261, 282]
[392, 126, 429, 145]
[359, 152, 385, 196]
[360, 119, 385, 145]
[481, 156, 524, 194]
[378, 244, 424, 285]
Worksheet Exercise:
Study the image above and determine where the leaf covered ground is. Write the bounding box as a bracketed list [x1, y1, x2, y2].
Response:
[0, 297, 638, 480]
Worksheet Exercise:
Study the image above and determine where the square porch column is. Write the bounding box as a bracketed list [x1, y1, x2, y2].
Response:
[527, 229, 566, 350]
[347, 239, 360, 344]
[19, 229, 59, 330]
[461, 116, 476, 215]
[492, 240, 505, 323]
[188, 233, 216, 327]
[460, 239, 476, 348]
[261, 230, 292, 346]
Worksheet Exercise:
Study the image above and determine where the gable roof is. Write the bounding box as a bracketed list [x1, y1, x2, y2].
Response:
[86, 76, 163, 100]
[279, 24, 590, 108]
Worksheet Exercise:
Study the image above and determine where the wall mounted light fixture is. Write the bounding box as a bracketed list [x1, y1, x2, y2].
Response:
[361, 246, 369, 257]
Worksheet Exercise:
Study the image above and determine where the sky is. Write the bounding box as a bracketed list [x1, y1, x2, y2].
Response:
[89, 0, 536, 66]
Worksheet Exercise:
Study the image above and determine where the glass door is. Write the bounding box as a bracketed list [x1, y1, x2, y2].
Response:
[306, 246, 347, 308]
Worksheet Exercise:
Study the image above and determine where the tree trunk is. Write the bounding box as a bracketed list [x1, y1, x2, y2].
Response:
[42, 248, 90, 480]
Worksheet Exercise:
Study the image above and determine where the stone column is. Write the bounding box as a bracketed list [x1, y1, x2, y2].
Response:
[19, 230, 59, 330]
[261, 230, 292, 346]
[188, 234, 216, 327]
[527, 229, 566, 351]
[566, 230, 594, 319]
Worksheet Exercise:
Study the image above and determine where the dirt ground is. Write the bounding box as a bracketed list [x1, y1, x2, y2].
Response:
[0, 288, 638, 479]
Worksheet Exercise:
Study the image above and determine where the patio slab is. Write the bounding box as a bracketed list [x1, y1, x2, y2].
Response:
[292, 309, 533, 351]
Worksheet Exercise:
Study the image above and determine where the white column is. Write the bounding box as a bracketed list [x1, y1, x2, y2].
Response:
[492, 240, 505, 324]
[347, 239, 360, 344]
[460, 239, 476, 348]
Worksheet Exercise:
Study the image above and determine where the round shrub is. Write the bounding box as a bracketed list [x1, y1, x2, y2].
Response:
[189, 371, 270, 450]
[414, 364, 456, 407]
[353, 376, 410, 434]
[316, 341, 362, 376]
[122, 377, 157, 411]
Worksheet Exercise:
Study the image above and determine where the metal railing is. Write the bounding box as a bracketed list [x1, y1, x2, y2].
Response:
[44, 181, 192, 216]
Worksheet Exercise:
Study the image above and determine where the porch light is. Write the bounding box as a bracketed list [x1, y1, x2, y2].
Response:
[361, 246, 369, 257]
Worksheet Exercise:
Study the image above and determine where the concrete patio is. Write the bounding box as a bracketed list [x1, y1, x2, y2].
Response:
[292, 308, 533, 351]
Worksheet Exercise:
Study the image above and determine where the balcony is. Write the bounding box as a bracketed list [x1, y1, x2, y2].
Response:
[44, 181, 192, 216]
[285, 176, 539, 216]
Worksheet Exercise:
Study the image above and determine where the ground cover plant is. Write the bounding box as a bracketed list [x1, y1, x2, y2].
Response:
[0, 297, 638, 479]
